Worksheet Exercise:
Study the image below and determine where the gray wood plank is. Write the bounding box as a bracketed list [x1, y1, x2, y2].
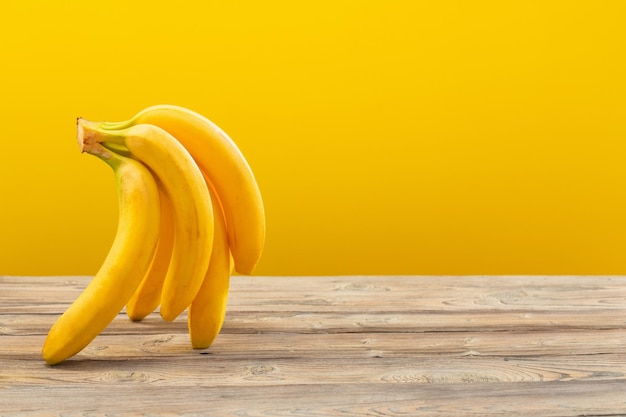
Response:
[1, 381, 625, 416]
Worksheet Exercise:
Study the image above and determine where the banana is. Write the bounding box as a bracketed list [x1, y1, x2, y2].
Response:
[125, 188, 175, 321]
[187, 175, 231, 348]
[101, 105, 265, 275]
[77, 120, 214, 322]
[42, 145, 160, 365]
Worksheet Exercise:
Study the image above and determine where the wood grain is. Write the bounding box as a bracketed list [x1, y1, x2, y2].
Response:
[1, 275, 625, 416]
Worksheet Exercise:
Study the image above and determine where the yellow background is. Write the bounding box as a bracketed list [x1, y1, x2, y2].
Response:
[1, 1, 625, 276]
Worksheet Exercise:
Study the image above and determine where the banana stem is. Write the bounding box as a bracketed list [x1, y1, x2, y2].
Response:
[76, 118, 111, 158]
[101, 120, 133, 130]
[77, 118, 128, 157]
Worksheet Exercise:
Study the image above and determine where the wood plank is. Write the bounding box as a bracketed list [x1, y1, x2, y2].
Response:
[3, 307, 626, 337]
[2, 275, 626, 302]
[3, 330, 626, 359]
[1, 381, 625, 416]
[3, 274, 625, 288]
[2, 349, 625, 386]
[0, 337, 626, 386]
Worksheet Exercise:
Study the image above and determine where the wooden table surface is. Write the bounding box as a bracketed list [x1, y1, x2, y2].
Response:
[1, 275, 625, 416]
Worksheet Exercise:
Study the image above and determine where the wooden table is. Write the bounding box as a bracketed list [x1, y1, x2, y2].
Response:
[1, 275, 625, 416]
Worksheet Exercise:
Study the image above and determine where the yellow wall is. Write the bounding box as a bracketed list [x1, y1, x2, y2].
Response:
[1, 1, 625, 276]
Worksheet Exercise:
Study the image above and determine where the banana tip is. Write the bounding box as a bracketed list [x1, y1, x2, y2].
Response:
[41, 344, 62, 366]
[234, 262, 256, 276]
[159, 308, 178, 323]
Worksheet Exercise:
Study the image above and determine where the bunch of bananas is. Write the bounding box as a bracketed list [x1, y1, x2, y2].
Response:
[42, 105, 265, 365]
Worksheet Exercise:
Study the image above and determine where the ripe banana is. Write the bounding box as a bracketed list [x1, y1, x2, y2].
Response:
[187, 176, 231, 348]
[42, 145, 160, 365]
[77, 120, 214, 322]
[125, 188, 175, 321]
[101, 105, 265, 275]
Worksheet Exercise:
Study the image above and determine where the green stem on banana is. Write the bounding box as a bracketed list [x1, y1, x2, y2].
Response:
[77, 118, 131, 158]
[77, 120, 128, 172]
[101, 120, 134, 130]
[77, 119, 112, 159]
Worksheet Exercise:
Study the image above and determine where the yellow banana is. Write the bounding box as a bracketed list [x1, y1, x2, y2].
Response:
[101, 105, 265, 275]
[187, 176, 231, 348]
[125, 188, 175, 321]
[42, 145, 160, 365]
[78, 119, 214, 322]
